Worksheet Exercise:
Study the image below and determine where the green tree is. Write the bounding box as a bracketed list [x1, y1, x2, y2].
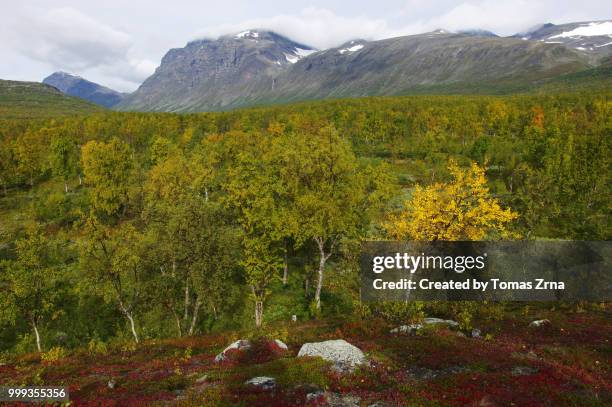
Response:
[144, 152, 238, 334]
[79, 216, 148, 343]
[0, 224, 62, 351]
[49, 133, 79, 193]
[81, 138, 133, 218]
[272, 126, 392, 310]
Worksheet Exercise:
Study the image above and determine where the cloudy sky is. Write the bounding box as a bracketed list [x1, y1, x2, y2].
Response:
[2, 0, 610, 92]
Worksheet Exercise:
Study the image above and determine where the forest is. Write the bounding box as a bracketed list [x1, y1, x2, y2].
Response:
[0, 91, 608, 359]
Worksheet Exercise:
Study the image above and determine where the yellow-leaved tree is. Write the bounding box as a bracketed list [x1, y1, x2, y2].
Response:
[387, 161, 517, 241]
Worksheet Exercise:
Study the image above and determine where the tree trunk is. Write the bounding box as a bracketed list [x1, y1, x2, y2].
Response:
[314, 238, 330, 311]
[119, 302, 139, 343]
[183, 275, 189, 321]
[126, 312, 139, 343]
[32, 319, 42, 352]
[64, 181, 68, 193]
[282, 241, 289, 286]
[173, 310, 182, 338]
[315, 265, 324, 310]
[188, 296, 201, 335]
[78, 174, 82, 185]
[254, 300, 263, 327]
[304, 276, 310, 297]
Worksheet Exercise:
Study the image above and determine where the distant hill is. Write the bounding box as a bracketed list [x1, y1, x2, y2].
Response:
[43, 72, 126, 107]
[0, 80, 103, 119]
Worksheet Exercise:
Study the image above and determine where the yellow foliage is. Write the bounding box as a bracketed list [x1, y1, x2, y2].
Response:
[41, 346, 66, 363]
[386, 161, 517, 241]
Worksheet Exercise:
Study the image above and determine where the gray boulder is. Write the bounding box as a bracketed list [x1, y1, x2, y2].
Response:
[245, 376, 276, 390]
[274, 339, 288, 350]
[297, 339, 366, 371]
[423, 317, 460, 328]
[390, 324, 422, 335]
[325, 392, 361, 407]
[306, 390, 325, 402]
[529, 319, 551, 328]
[214, 339, 251, 362]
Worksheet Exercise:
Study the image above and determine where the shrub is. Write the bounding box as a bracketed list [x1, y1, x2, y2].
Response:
[370, 301, 425, 325]
[87, 338, 108, 355]
[41, 346, 66, 363]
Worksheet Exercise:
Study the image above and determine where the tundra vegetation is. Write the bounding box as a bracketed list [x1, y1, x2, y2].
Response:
[0, 92, 609, 405]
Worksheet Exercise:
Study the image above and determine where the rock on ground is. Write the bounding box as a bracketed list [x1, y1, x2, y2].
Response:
[306, 390, 325, 402]
[245, 376, 276, 390]
[529, 319, 551, 327]
[391, 318, 461, 335]
[214, 339, 251, 362]
[274, 339, 288, 350]
[390, 324, 422, 335]
[325, 392, 361, 407]
[423, 317, 460, 328]
[511, 366, 539, 376]
[297, 339, 366, 372]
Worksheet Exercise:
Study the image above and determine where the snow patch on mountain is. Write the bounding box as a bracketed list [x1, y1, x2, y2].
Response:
[235, 30, 259, 39]
[595, 41, 612, 48]
[338, 44, 364, 54]
[285, 53, 299, 63]
[294, 48, 316, 58]
[283, 48, 316, 64]
[549, 21, 612, 39]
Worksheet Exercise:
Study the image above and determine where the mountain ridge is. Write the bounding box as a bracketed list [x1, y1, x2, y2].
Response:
[117, 27, 597, 112]
[43, 72, 126, 108]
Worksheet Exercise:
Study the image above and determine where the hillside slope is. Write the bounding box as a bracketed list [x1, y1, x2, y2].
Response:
[0, 80, 103, 119]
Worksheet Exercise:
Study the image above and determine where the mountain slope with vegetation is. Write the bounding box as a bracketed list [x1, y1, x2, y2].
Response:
[0, 80, 103, 119]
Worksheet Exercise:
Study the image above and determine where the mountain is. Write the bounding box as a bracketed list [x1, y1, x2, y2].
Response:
[43, 72, 126, 108]
[0, 79, 103, 119]
[118, 28, 595, 112]
[118, 30, 315, 112]
[263, 31, 595, 104]
[458, 29, 498, 37]
[514, 20, 612, 56]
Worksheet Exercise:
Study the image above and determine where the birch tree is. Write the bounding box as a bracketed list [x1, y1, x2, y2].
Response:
[0, 224, 62, 352]
[79, 216, 148, 343]
[272, 125, 392, 310]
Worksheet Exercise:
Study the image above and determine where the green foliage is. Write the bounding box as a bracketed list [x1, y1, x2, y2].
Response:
[370, 301, 425, 325]
[0, 91, 609, 355]
[40, 346, 66, 363]
[0, 80, 102, 120]
[87, 338, 108, 356]
[81, 138, 133, 218]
